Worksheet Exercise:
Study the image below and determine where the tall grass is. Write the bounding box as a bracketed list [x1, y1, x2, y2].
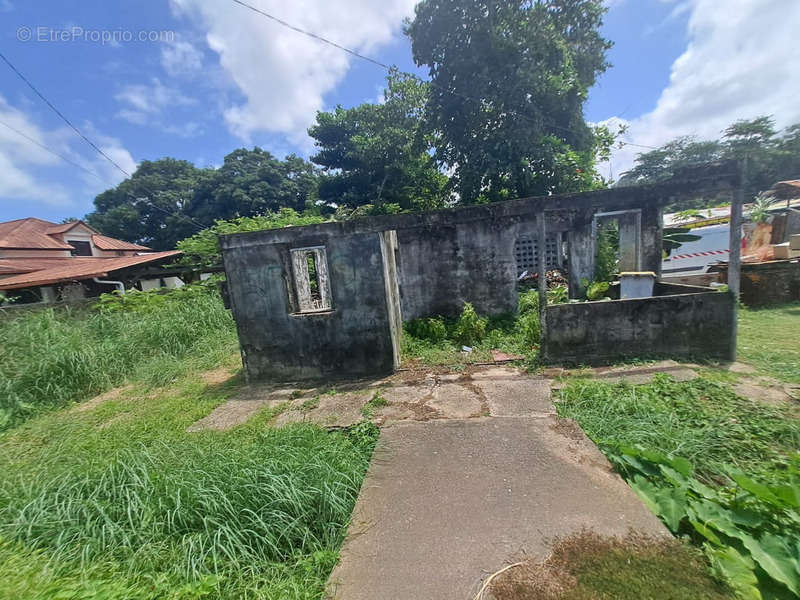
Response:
[0, 423, 378, 599]
[0, 286, 236, 430]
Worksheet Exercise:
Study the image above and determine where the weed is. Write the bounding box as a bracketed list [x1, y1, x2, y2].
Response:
[738, 303, 800, 384]
[361, 392, 389, 418]
[301, 396, 320, 411]
[453, 302, 488, 346]
[404, 316, 447, 342]
[491, 531, 733, 600]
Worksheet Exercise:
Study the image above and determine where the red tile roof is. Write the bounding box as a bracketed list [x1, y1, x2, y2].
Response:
[91, 234, 151, 251]
[0, 251, 182, 290]
[0, 218, 75, 249]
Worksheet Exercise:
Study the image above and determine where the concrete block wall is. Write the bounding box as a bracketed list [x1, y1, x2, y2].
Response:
[221, 228, 398, 382]
[543, 289, 734, 364]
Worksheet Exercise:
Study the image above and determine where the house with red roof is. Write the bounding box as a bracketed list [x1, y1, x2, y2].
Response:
[0, 218, 183, 304]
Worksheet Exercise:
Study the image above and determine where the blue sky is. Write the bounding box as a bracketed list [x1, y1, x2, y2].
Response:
[1, 0, 798, 224]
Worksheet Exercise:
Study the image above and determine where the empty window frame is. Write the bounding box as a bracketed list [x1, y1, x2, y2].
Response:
[290, 246, 332, 313]
[67, 240, 92, 256]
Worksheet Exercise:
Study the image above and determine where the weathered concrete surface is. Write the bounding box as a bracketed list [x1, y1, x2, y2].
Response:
[187, 399, 276, 431]
[473, 378, 554, 416]
[327, 418, 667, 600]
[544, 289, 735, 364]
[374, 370, 552, 423]
[273, 391, 370, 429]
[548, 360, 699, 391]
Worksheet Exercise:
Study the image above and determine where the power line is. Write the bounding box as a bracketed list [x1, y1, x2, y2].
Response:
[0, 50, 132, 177]
[0, 117, 110, 183]
[0, 50, 206, 231]
[228, 0, 659, 152]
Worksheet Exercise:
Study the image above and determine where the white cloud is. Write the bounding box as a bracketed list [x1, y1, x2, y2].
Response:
[603, 0, 800, 179]
[115, 77, 197, 125]
[168, 0, 417, 148]
[0, 97, 72, 206]
[161, 38, 204, 77]
[0, 96, 135, 210]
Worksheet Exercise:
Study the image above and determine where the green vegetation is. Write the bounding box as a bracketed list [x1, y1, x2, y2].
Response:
[361, 392, 389, 419]
[401, 292, 540, 366]
[0, 365, 378, 599]
[492, 531, 733, 600]
[738, 304, 800, 384]
[619, 116, 800, 210]
[175, 208, 326, 268]
[557, 375, 800, 598]
[0, 283, 237, 431]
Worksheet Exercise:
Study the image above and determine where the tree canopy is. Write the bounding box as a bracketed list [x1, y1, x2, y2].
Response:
[405, 0, 614, 203]
[86, 149, 319, 250]
[308, 71, 448, 213]
[619, 116, 800, 208]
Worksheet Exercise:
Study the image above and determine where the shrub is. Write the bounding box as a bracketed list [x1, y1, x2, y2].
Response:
[404, 316, 447, 342]
[453, 303, 487, 346]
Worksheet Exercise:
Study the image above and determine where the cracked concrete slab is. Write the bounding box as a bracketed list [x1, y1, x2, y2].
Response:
[474, 377, 553, 417]
[326, 417, 667, 600]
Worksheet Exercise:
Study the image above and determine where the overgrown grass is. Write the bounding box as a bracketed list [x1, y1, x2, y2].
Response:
[557, 375, 799, 481]
[0, 284, 237, 430]
[738, 303, 800, 384]
[0, 348, 379, 599]
[557, 375, 800, 598]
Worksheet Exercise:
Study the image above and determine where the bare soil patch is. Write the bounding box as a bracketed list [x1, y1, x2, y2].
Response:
[489, 530, 733, 600]
[71, 384, 134, 413]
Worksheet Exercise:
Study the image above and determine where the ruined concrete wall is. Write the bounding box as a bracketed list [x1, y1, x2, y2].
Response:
[543, 289, 734, 364]
[221, 229, 396, 382]
[396, 216, 536, 320]
[719, 260, 800, 307]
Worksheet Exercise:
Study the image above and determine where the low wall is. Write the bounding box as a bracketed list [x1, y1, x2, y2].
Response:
[543, 289, 734, 364]
[718, 260, 800, 307]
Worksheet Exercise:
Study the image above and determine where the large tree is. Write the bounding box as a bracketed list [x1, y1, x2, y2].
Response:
[405, 0, 613, 203]
[87, 150, 319, 249]
[87, 158, 211, 250]
[190, 148, 319, 222]
[308, 71, 448, 213]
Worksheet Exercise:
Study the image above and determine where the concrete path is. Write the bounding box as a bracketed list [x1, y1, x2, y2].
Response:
[327, 416, 666, 600]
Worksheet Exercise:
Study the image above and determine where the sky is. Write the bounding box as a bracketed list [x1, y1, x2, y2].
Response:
[1, 0, 799, 224]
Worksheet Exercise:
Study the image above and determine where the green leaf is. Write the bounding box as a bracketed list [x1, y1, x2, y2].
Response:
[630, 476, 688, 532]
[708, 546, 761, 600]
[689, 519, 723, 546]
[730, 472, 782, 506]
[741, 533, 800, 596]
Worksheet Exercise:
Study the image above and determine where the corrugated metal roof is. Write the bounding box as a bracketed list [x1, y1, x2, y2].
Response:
[0, 257, 100, 275]
[0, 217, 153, 252]
[772, 180, 800, 199]
[91, 234, 151, 251]
[0, 218, 75, 249]
[45, 221, 93, 235]
[0, 251, 182, 290]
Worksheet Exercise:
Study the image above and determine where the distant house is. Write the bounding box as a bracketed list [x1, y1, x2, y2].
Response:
[0, 218, 183, 304]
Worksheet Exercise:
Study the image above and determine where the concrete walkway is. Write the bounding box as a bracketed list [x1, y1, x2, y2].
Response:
[327, 416, 666, 600]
